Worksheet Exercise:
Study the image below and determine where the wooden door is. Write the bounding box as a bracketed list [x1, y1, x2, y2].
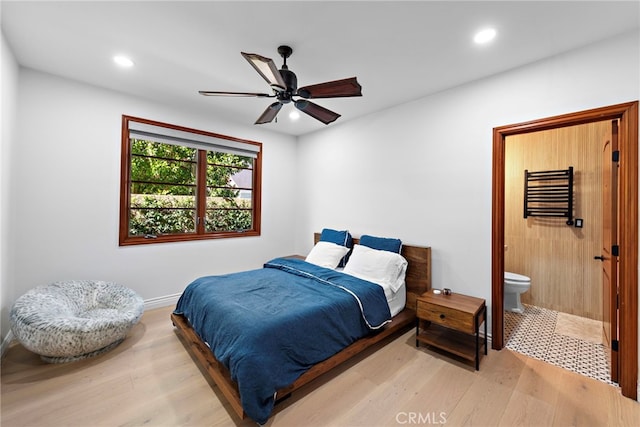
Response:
[601, 119, 619, 383]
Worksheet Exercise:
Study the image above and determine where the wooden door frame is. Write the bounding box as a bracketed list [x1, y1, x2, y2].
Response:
[491, 101, 639, 399]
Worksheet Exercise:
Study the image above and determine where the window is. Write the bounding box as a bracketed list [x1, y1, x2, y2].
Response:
[119, 116, 262, 245]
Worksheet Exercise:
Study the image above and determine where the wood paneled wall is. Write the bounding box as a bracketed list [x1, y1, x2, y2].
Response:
[505, 121, 611, 320]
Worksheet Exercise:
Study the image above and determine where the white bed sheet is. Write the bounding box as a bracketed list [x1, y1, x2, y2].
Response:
[386, 281, 407, 317]
[337, 267, 406, 317]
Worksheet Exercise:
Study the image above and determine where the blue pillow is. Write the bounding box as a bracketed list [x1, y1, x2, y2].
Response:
[320, 228, 353, 247]
[359, 234, 402, 254]
[319, 228, 353, 267]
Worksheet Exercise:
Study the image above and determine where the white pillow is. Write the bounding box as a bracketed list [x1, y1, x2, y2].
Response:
[305, 241, 351, 269]
[343, 244, 408, 294]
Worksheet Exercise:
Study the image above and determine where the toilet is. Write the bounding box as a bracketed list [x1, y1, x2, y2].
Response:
[504, 272, 531, 314]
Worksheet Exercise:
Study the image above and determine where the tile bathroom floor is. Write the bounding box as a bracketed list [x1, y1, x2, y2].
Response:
[505, 303, 617, 386]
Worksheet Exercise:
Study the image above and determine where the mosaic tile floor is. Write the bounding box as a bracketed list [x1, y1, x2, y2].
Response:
[504, 304, 618, 386]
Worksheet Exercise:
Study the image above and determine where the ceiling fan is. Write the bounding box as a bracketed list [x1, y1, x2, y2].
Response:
[199, 45, 362, 125]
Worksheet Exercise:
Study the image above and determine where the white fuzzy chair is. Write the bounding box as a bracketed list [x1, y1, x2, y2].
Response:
[10, 280, 144, 363]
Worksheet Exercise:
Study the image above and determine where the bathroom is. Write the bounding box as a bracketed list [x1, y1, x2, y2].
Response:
[503, 120, 614, 384]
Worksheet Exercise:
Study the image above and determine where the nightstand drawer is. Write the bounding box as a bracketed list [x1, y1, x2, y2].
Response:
[417, 300, 475, 334]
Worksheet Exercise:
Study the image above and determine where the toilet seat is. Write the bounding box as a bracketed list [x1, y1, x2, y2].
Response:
[505, 272, 530, 283]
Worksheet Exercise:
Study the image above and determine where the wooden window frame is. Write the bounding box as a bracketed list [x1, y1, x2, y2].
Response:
[119, 115, 262, 246]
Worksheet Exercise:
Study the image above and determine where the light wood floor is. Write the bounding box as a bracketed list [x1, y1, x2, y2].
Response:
[2, 306, 639, 427]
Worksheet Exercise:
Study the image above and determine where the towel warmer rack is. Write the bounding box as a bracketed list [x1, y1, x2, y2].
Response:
[524, 167, 574, 225]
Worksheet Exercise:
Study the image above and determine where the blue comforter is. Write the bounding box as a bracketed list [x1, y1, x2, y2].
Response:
[173, 257, 391, 424]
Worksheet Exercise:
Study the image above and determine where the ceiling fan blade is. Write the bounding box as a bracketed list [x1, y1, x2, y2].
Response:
[297, 77, 362, 99]
[241, 52, 287, 91]
[255, 102, 283, 124]
[294, 100, 341, 125]
[199, 91, 274, 97]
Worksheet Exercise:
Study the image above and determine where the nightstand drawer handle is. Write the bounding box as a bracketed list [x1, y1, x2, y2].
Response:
[440, 314, 445, 319]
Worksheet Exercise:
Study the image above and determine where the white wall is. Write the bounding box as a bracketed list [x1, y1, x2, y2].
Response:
[3, 25, 638, 367]
[1, 30, 20, 348]
[295, 30, 640, 335]
[7, 68, 298, 310]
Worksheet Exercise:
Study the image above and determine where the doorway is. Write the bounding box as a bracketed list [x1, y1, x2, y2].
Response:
[491, 101, 638, 399]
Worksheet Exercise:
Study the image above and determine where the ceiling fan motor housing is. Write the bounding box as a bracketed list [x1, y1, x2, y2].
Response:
[277, 68, 297, 103]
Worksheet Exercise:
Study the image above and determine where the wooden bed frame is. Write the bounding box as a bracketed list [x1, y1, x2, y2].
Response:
[171, 233, 431, 420]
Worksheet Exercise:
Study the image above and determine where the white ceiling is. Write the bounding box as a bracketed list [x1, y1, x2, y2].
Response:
[2, 1, 639, 136]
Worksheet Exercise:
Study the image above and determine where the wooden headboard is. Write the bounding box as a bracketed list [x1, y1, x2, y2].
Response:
[313, 233, 431, 310]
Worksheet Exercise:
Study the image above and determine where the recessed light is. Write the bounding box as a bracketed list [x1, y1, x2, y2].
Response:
[113, 55, 134, 67]
[289, 110, 300, 120]
[474, 28, 497, 44]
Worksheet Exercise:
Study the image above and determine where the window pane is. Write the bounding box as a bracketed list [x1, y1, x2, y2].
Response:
[204, 151, 253, 232]
[129, 139, 197, 236]
[132, 139, 196, 161]
[205, 208, 252, 232]
[131, 139, 197, 195]
[130, 205, 196, 236]
[206, 151, 253, 169]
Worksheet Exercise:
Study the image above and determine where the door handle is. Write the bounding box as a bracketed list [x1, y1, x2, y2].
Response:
[594, 255, 606, 261]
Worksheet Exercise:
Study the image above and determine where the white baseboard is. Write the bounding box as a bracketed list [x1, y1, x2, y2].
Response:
[143, 292, 181, 311]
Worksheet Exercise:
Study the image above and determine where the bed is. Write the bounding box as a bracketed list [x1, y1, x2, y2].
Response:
[171, 232, 431, 423]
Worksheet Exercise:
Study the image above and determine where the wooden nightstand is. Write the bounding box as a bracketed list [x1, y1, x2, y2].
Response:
[415, 290, 487, 370]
